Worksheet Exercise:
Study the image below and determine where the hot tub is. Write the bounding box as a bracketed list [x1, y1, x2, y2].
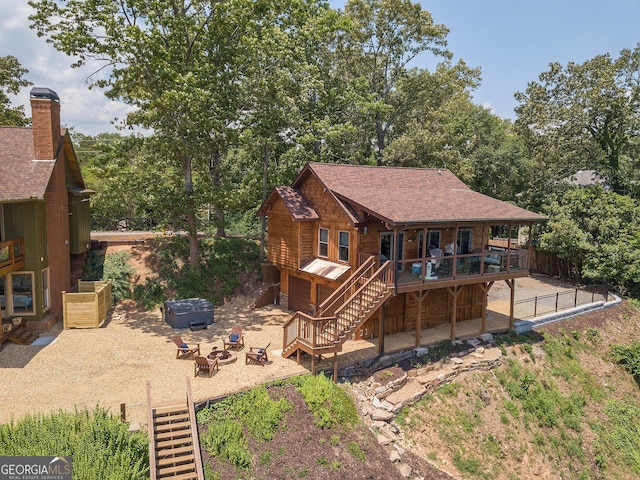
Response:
[163, 298, 214, 329]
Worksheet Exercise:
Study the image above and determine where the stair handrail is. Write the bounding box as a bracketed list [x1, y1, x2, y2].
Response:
[316, 256, 376, 317]
[185, 376, 205, 480]
[146, 381, 157, 480]
[284, 311, 337, 353]
[335, 261, 393, 325]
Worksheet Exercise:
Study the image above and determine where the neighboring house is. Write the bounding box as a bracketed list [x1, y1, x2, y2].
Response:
[0, 87, 92, 335]
[258, 163, 546, 371]
[562, 169, 608, 188]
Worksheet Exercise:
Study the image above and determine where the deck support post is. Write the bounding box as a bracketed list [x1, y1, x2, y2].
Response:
[448, 286, 461, 339]
[311, 354, 316, 375]
[506, 278, 516, 329]
[411, 291, 429, 346]
[333, 352, 338, 383]
[378, 303, 386, 355]
[296, 349, 300, 365]
[479, 283, 489, 333]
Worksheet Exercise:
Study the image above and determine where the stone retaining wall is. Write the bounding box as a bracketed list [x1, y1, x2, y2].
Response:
[349, 344, 503, 479]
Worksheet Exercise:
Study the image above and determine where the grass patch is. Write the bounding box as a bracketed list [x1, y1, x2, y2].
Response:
[347, 441, 366, 461]
[0, 407, 148, 479]
[197, 386, 292, 470]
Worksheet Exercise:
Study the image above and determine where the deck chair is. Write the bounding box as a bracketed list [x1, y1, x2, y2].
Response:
[223, 325, 245, 351]
[172, 335, 200, 359]
[245, 342, 270, 366]
[194, 355, 219, 377]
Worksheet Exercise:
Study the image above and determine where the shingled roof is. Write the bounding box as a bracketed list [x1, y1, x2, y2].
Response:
[294, 163, 546, 226]
[0, 127, 56, 202]
[257, 185, 320, 220]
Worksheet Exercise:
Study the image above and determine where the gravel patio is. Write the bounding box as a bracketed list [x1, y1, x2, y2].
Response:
[0, 274, 576, 429]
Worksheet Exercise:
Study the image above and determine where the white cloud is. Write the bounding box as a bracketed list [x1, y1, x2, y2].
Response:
[0, 0, 132, 135]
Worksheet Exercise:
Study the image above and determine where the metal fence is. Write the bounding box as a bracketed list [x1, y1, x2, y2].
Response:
[514, 286, 611, 320]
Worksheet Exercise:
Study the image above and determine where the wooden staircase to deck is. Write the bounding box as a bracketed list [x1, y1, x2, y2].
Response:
[282, 258, 394, 362]
[147, 378, 204, 480]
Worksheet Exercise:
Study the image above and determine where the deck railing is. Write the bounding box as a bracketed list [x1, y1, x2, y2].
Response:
[513, 286, 611, 320]
[397, 248, 530, 287]
[0, 237, 25, 274]
[283, 261, 394, 355]
[317, 256, 377, 317]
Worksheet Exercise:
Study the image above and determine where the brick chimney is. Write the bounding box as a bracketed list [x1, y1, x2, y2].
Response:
[30, 87, 61, 160]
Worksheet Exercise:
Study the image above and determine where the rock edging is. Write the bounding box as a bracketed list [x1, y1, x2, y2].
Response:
[350, 342, 503, 479]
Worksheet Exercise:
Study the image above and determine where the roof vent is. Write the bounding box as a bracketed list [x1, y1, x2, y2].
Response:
[29, 87, 60, 103]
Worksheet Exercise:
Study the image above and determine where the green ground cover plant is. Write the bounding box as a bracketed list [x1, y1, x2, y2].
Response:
[0, 407, 148, 480]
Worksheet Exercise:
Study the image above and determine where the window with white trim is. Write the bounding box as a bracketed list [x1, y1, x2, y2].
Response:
[11, 272, 34, 315]
[318, 228, 329, 257]
[338, 231, 350, 262]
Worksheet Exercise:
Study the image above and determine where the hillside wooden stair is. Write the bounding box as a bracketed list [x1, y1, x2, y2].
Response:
[282, 257, 394, 371]
[146, 378, 204, 480]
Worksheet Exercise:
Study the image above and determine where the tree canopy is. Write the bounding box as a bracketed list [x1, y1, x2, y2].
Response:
[0, 55, 31, 126]
[515, 43, 640, 197]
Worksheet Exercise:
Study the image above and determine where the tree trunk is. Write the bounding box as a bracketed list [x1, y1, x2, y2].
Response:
[209, 147, 226, 238]
[182, 154, 201, 270]
[375, 111, 385, 166]
[260, 143, 269, 262]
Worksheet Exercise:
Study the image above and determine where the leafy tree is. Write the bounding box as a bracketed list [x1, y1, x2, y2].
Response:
[30, 0, 328, 268]
[334, 0, 479, 165]
[0, 55, 31, 126]
[539, 186, 640, 295]
[515, 44, 640, 197]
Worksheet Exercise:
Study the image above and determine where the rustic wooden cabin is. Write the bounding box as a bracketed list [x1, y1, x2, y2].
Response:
[258, 163, 546, 372]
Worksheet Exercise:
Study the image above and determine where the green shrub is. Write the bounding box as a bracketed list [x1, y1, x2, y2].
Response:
[293, 374, 359, 429]
[200, 419, 251, 469]
[101, 251, 135, 303]
[611, 343, 640, 383]
[0, 407, 148, 479]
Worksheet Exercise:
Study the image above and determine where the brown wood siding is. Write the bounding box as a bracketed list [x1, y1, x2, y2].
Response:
[317, 284, 334, 306]
[266, 202, 299, 269]
[300, 222, 314, 265]
[359, 284, 485, 340]
[289, 276, 311, 313]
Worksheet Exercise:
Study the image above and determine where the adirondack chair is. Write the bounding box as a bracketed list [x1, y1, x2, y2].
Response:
[194, 355, 219, 377]
[245, 343, 270, 366]
[172, 335, 200, 359]
[223, 325, 245, 351]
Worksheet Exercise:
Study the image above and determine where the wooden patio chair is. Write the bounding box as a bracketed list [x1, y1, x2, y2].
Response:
[245, 342, 270, 366]
[194, 355, 219, 377]
[172, 335, 200, 359]
[223, 325, 245, 351]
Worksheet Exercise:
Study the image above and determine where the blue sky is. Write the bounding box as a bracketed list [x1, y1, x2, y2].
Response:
[331, 0, 640, 119]
[2, 0, 639, 134]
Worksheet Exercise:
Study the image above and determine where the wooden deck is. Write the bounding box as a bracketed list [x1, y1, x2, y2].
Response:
[299, 311, 512, 374]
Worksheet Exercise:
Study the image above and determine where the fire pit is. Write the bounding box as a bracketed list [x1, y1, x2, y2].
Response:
[208, 347, 237, 365]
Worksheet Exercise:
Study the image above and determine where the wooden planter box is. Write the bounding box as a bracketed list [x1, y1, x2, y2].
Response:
[63, 280, 112, 329]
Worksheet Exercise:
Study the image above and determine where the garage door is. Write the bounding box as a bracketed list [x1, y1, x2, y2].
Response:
[288, 276, 311, 313]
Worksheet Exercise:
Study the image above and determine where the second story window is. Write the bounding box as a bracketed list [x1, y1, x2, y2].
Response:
[338, 231, 350, 262]
[319, 228, 329, 257]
